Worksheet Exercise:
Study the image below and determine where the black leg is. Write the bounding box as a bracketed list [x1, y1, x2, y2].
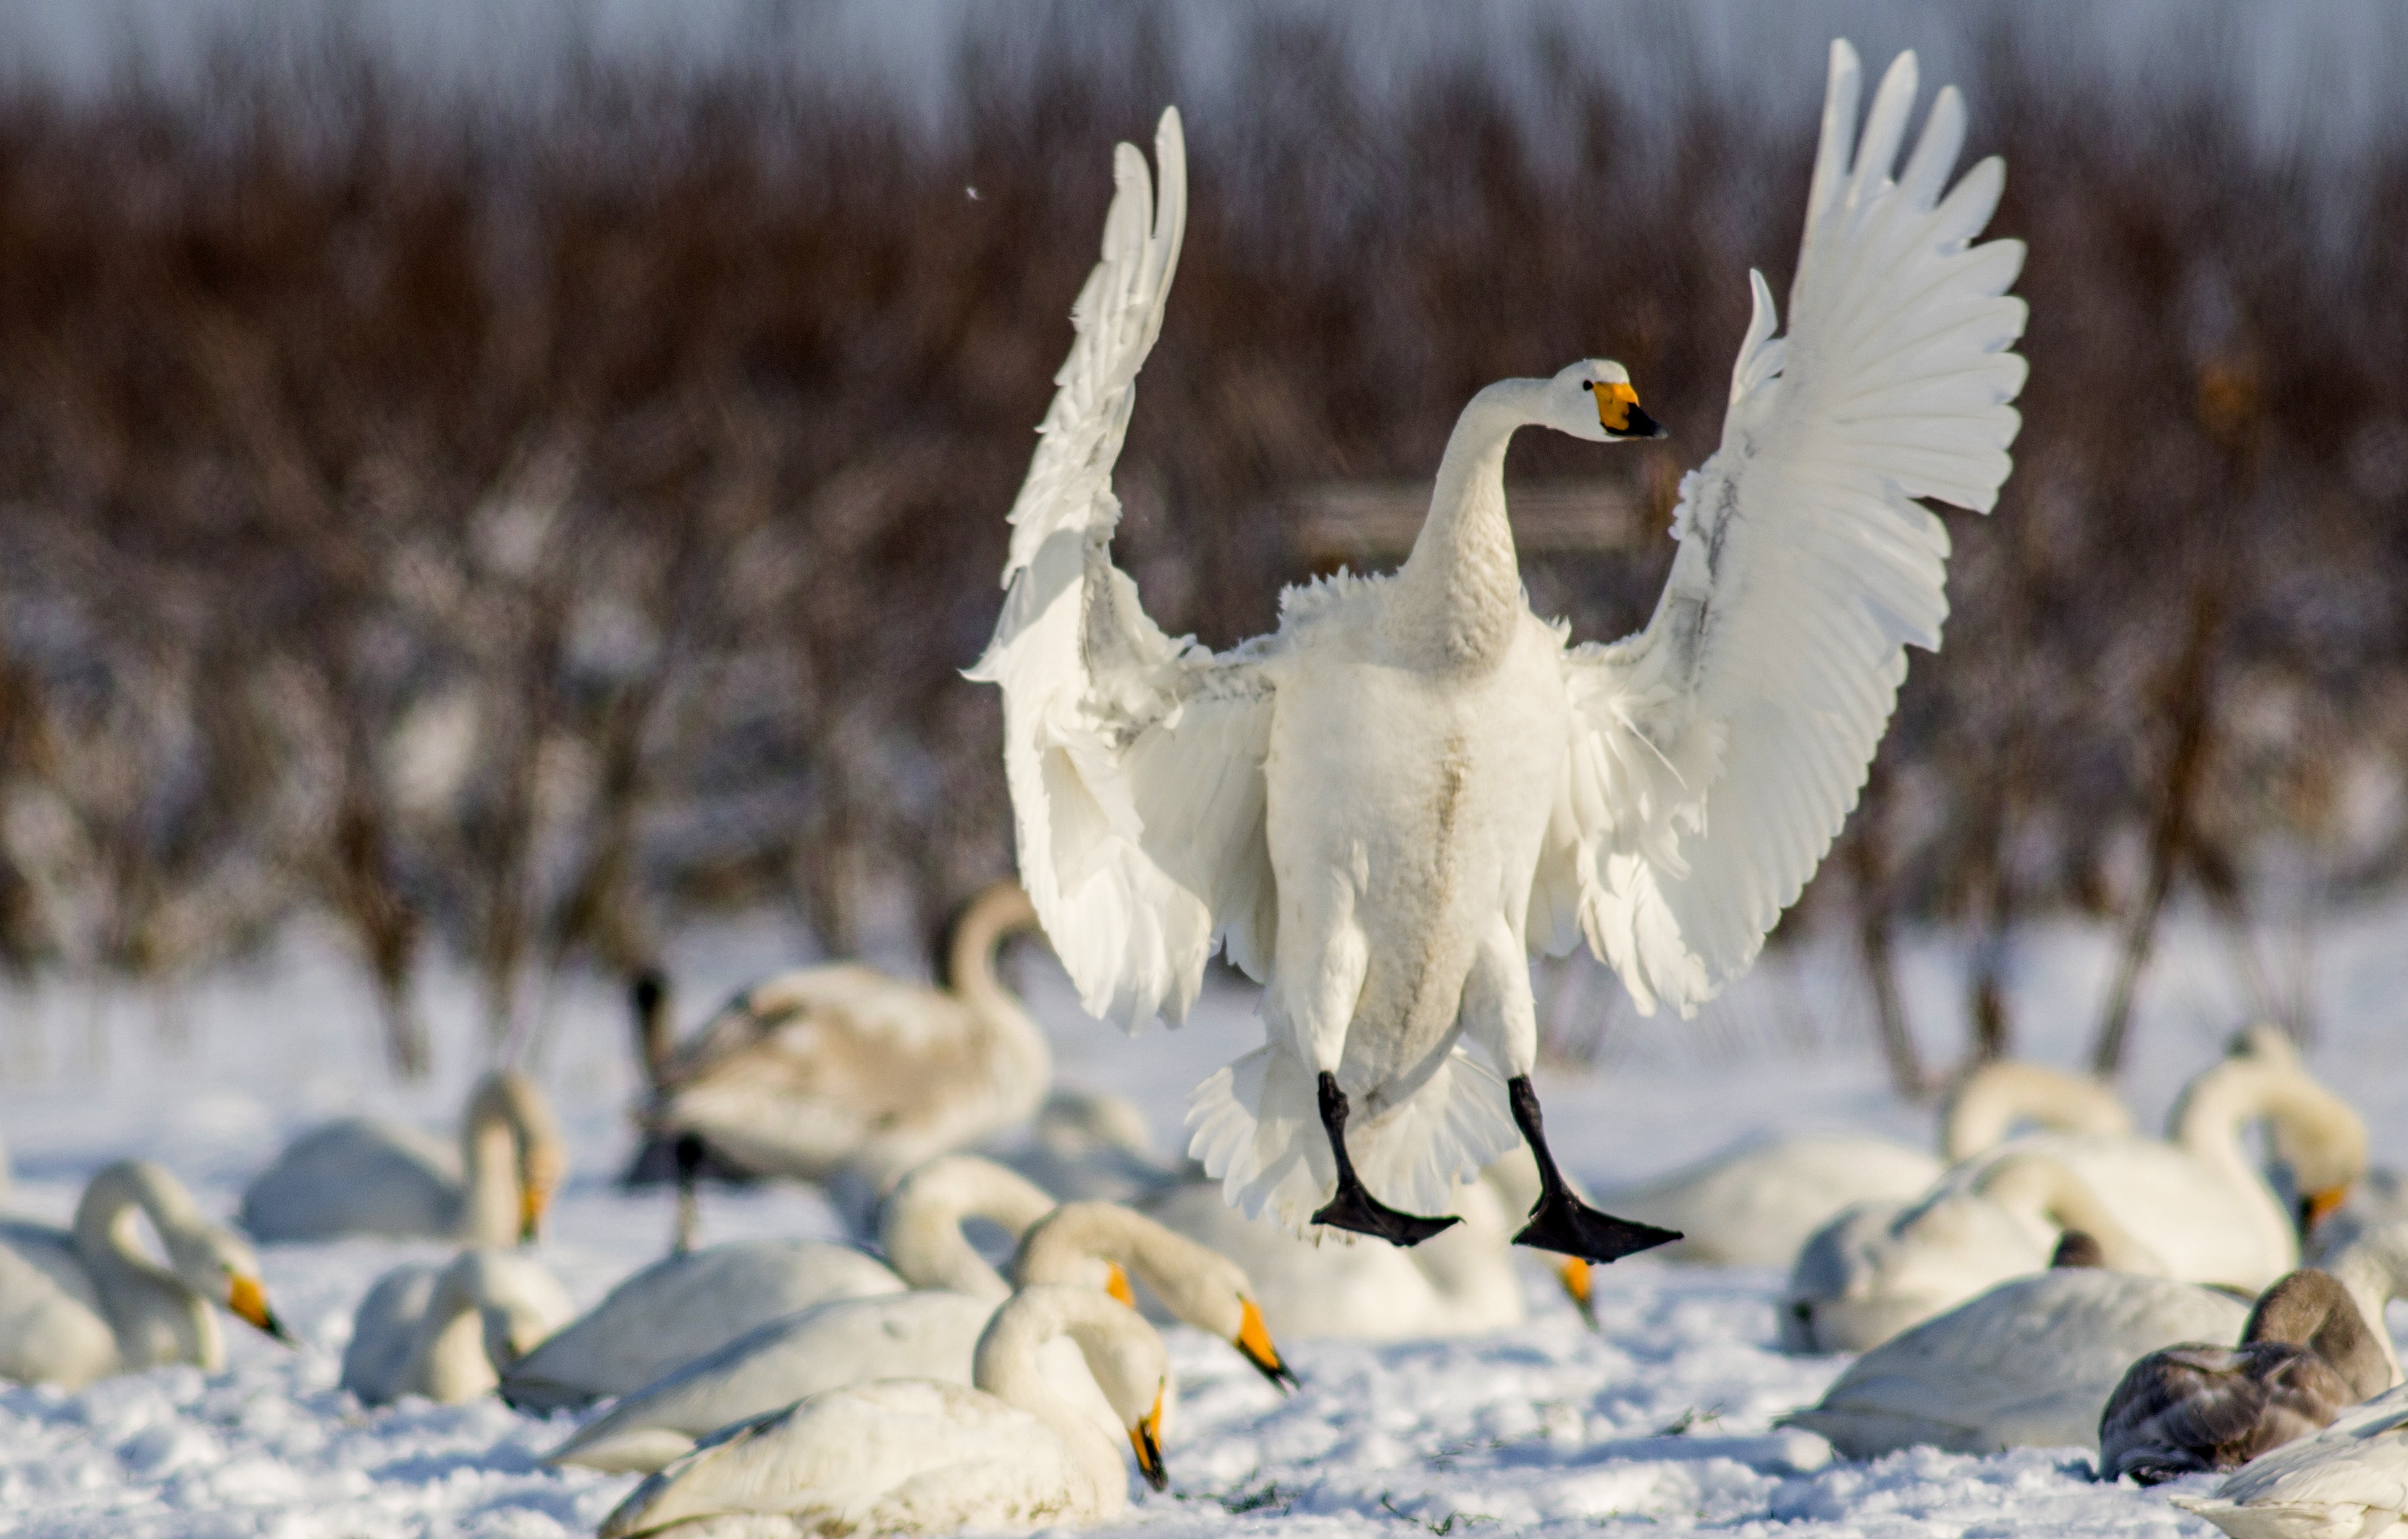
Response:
[672, 1133, 704, 1254]
[1308, 1071, 1461, 1246]
[1507, 1074, 1682, 1263]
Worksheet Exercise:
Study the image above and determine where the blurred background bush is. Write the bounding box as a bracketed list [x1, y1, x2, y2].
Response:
[0, 1, 2402, 1084]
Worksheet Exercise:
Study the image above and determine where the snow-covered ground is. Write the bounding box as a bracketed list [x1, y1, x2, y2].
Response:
[2, 894, 2403, 1538]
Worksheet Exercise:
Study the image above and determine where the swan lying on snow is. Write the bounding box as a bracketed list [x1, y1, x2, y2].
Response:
[0, 1159, 292, 1388]
[501, 1155, 1061, 1412]
[1785, 1045, 2366, 1350]
[341, 1248, 574, 1407]
[598, 1285, 1169, 1539]
[971, 44, 2026, 1260]
[1609, 1060, 2132, 1269]
[2173, 1382, 2408, 1539]
[240, 1070, 565, 1247]
[545, 1199, 1288, 1475]
[635, 882, 1051, 1190]
[2100, 1268, 2393, 1485]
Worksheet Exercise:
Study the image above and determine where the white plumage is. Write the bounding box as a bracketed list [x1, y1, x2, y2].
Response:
[972, 42, 2026, 1246]
[341, 1248, 574, 1407]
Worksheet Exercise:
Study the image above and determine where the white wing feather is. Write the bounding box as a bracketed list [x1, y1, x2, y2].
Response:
[1536, 42, 2028, 1015]
[967, 109, 1277, 1030]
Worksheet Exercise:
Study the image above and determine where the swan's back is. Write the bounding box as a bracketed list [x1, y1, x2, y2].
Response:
[1785, 1270, 2251, 1457]
[601, 1380, 1089, 1539]
[0, 1222, 118, 1388]
[2174, 1386, 2408, 1539]
[499, 1239, 904, 1412]
[239, 1118, 461, 1241]
[339, 1260, 442, 1406]
[2101, 1340, 2355, 1485]
[1608, 1134, 1945, 1269]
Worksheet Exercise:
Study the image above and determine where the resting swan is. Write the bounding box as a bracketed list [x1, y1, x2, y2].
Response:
[240, 1070, 565, 1246]
[0, 1159, 291, 1388]
[973, 46, 2027, 1262]
[602, 1284, 1168, 1539]
[341, 1248, 575, 1406]
[1783, 1151, 2166, 1352]
[639, 882, 1051, 1188]
[1606, 1059, 2132, 1269]
[499, 1155, 1059, 1412]
[2099, 1268, 2393, 1485]
[2173, 1382, 2408, 1539]
[546, 1199, 1289, 1475]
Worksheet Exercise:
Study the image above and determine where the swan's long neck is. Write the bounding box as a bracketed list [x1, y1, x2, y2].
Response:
[974, 1287, 1136, 1516]
[2170, 1058, 2339, 1267]
[882, 1155, 1058, 1299]
[1018, 1200, 1236, 1327]
[942, 886, 1052, 1129]
[461, 1076, 524, 1248]
[1388, 379, 1541, 673]
[72, 1161, 220, 1371]
[409, 1259, 508, 1402]
[1940, 1062, 2130, 1163]
[2320, 1224, 2408, 1390]
[1975, 1156, 2164, 1275]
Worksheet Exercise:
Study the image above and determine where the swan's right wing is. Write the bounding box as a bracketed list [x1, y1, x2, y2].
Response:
[969, 108, 1279, 1030]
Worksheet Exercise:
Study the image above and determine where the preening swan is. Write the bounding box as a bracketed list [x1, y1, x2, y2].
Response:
[341, 1248, 574, 1406]
[598, 1284, 1169, 1539]
[0, 1159, 292, 1389]
[240, 1070, 565, 1247]
[2173, 1382, 2408, 1539]
[637, 882, 1052, 1188]
[2099, 1268, 2392, 1485]
[499, 1155, 1057, 1412]
[1783, 1151, 2164, 1352]
[545, 1198, 1288, 1475]
[971, 44, 2026, 1259]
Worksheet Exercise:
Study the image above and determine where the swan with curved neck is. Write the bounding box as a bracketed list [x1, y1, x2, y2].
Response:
[547, 1193, 1291, 1475]
[341, 1248, 574, 1406]
[1941, 1060, 2133, 1163]
[0, 1159, 291, 1389]
[977, 51, 2026, 1263]
[598, 1285, 1168, 1538]
[499, 1155, 1062, 1414]
[239, 1070, 565, 1248]
[637, 882, 1052, 1190]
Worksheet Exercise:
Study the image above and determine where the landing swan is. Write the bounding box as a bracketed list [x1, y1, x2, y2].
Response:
[1783, 1151, 2166, 1352]
[240, 1070, 565, 1246]
[0, 1159, 292, 1388]
[971, 45, 2027, 1261]
[2173, 1383, 2408, 1539]
[2100, 1269, 2392, 1485]
[637, 882, 1051, 1188]
[1781, 1222, 2408, 1461]
[545, 1198, 1288, 1475]
[499, 1155, 1058, 1412]
[598, 1283, 1168, 1539]
[341, 1248, 574, 1406]
[1607, 1060, 2132, 1269]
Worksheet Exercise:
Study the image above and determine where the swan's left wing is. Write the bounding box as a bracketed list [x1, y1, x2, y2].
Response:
[1532, 42, 2026, 1014]
[968, 108, 1277, 1030]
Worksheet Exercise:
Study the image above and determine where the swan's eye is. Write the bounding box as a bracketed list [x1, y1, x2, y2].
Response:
[1581, 380, 1594, 390]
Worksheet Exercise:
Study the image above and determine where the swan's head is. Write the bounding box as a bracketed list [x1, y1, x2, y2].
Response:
[169, 1224, 294, 1344]
[1542, 360, 1665, 444]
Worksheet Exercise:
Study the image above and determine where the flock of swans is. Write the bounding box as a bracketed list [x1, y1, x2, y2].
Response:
[1, 37, 2402, 1539]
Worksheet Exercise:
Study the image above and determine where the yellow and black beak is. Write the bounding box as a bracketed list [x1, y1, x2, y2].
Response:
[1557, 1256, 1599, 1331]
[1104, 1261, 1137, 1310]
[2299, 1184, 2351, 1238]
[1127, 1384, 1168, 1493]
[1585, 378, 1665, 440]
[228, 1273, 296, 1345]
[1232, 1297, 1298, 1391]
[520, 1184, 551, 1245]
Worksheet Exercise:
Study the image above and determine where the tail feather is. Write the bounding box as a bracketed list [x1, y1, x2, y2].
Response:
[1186, 1046, 1520, 1235]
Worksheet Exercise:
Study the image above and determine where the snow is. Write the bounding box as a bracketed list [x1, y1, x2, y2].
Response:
[4, 894, 2404, 1539]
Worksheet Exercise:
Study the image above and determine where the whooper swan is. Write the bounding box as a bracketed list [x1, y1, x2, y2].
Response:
[499, 1154, 1058, 1412]
[240, 1070, 565, 1247]
[341, 1246, 575, 1406]
[969, 43, 2027, 1261]
[598, 1284, 1168, 1539]
[637, 882, 1051, 1189]
[0, 1159, 293, 1389]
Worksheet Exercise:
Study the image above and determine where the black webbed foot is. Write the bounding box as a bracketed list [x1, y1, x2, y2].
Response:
[1310, 1070, 1461, 1248]
[1505, 1072, 1682, 1264]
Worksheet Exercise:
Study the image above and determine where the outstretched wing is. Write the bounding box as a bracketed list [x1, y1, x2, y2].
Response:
[967, 108, 1277, 1030]
[1532, 42, 2027, 1014]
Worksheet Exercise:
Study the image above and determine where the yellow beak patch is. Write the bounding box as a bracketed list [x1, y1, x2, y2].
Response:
[2304, 1184, 2351, 1230]
[1557, 1257, 1599, 1330]
[227, 1273, 293, 1342]
[1127, 1384, 1168, 1491]
[520, 1184, 550, 1244]
[1591, 380, 1641, 434]
[1233, 1297, 1297, 1389]
[1104, 1261, 1136, 1310]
